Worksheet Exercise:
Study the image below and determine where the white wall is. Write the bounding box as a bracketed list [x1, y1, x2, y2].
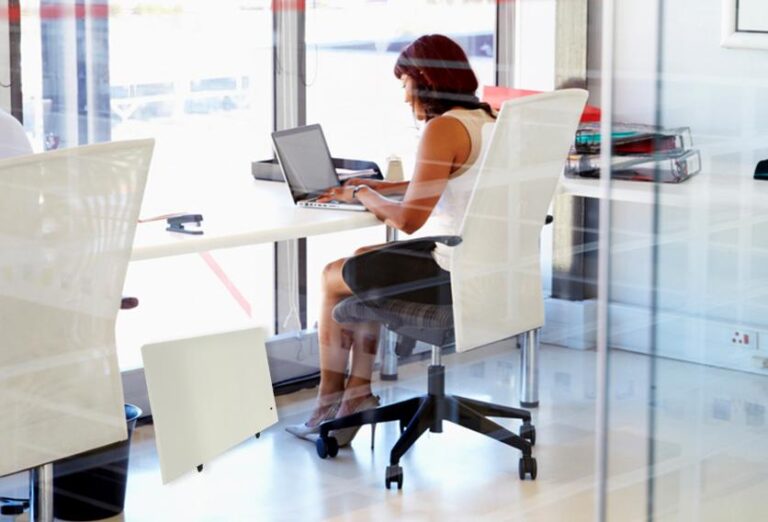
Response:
[659, 0, 768, 144]
[586, 0, 768, 369]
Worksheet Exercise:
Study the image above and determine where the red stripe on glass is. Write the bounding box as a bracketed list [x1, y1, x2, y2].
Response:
[272, 0, 306, 12]
[199, 252, 253, 319]
[0, 4, 110, 21]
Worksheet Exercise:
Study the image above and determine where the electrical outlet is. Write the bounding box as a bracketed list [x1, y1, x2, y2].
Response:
[731, 329, 759, 349]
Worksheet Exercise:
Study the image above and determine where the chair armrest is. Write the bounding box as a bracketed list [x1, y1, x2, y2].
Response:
[121, 297, 139, 310]
[389, 235, 461, 248]
[428, 235, 462, 247]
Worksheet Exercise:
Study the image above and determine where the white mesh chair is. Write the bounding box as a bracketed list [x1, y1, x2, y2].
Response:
[316, 90, 588, 489]
[0, 140, 154, 514]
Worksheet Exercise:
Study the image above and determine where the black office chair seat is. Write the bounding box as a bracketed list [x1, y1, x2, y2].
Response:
[317, 294, 537, 489]
[333, 295, 454, 348]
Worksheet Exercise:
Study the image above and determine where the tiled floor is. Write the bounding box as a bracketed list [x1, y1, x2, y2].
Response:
[3, 343, 767, 521]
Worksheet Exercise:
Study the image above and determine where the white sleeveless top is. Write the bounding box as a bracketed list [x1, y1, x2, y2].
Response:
[417, 108, 496, 271]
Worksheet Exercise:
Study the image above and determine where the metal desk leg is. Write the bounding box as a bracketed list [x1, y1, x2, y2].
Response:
[520, 329, 540, 408]
[379, 226, 399, 380]
[29, 464, 54, 522]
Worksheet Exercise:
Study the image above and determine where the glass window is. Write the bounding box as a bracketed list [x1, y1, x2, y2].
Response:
[19, 0, 276, 369]
[306, 0, 495, 171]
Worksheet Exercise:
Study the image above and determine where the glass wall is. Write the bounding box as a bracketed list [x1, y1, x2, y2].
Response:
[601, 0, 768, 519]
[647, 0, 768, 518]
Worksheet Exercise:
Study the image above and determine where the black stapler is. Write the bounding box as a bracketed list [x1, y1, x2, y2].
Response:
[166, 214, 204, 235]
[755, 159, 768, 181]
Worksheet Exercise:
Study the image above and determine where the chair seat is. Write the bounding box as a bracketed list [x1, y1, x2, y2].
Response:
[333, 295, 454, 347]
[333, 295, 453, 329]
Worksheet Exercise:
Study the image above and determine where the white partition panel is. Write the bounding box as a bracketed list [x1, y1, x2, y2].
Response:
[142, 328, 278, 484]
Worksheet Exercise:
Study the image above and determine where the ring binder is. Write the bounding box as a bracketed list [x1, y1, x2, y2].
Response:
[566, 123, 700, 183]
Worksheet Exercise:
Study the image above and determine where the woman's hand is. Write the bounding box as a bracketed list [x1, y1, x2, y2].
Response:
[343, 177, 386, 191]
[316, 185, 359, 203]
[344, 177, 410, 197]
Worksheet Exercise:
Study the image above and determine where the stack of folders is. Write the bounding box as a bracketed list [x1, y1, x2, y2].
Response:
[565, 123, 701, 183]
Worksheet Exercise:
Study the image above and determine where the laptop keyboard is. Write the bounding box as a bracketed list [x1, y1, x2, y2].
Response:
[301, 200, 362, 208]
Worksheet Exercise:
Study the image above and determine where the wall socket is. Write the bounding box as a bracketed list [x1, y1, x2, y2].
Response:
[731, 329, 759, 349]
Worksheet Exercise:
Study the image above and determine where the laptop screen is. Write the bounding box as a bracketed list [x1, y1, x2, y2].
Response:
[271, 124, 340, 201]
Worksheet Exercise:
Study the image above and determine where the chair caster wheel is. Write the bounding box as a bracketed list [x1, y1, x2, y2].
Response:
[197, 464, 204, 473]
[519, 423, 536, 446]
[255, 432, 261, 439]
[518, 456, 537, 480]
[385, 465, 404, 490]
[316, 436, 339, 459]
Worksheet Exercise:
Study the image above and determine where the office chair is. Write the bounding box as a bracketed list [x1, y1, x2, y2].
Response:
[315, 90, 588, 489]
[0, 140, 154, 514]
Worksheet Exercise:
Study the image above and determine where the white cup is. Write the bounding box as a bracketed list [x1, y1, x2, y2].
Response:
[385, 155, 404, 182]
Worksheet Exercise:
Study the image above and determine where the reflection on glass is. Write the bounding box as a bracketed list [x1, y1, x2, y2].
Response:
[604, 1, 768, 520]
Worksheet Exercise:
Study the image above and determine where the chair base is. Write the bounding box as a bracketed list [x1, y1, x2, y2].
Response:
[317, 364, 538, 488]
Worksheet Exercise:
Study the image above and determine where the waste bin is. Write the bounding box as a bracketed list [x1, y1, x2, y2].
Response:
[53, 404, 142, 521]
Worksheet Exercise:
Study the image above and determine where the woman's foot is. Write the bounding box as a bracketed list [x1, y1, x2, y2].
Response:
[285, 396, 341, 442]
[337, 383, 376, 418]
[332, 393, 381, 447]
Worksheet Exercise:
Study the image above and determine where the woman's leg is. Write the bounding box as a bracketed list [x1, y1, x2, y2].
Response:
[338, 321, 380, 416]
[306, 257, 353, 425]
[335, 243, 388, 416]
[310, 243, 391, 422]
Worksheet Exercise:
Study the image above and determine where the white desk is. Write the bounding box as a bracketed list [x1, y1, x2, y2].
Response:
[133, 178, 381, 261]
[139, 171, 768, 263]
[139, 172, 758, 259]
[560, 169, 768, 210]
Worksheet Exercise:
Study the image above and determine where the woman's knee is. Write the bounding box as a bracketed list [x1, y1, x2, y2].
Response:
[353, 243, 384, 256]
[322, 258, 348, 295]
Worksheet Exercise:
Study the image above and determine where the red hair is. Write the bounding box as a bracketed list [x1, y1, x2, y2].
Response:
[394, 34, 494, 120]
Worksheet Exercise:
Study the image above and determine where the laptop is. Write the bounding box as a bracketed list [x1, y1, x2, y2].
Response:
[271, 124, 367, 211]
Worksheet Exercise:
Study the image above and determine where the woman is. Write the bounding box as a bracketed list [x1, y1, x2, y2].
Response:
[286, 34, 496, 445]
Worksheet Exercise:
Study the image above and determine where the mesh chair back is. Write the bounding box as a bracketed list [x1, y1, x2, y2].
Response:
[450, 90, 588, 352]
[0, 139, 154, 475]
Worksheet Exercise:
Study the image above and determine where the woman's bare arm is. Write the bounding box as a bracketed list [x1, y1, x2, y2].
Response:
[344, 177, 409, 197]
[319, 115, 470, 234]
